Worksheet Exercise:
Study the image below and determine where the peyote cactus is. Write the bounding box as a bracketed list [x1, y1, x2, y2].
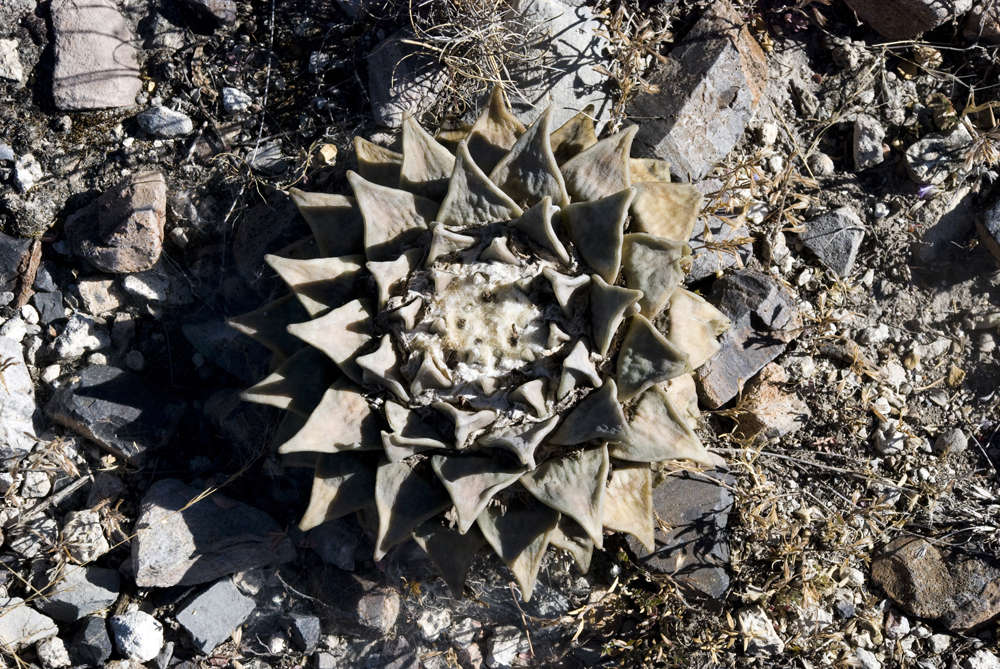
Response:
[228, 87, 732, 600]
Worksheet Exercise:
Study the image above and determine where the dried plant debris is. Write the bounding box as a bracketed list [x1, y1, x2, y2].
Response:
[231, 87, 728, 601]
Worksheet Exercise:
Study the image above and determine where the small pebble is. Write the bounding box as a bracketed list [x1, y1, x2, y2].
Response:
[807, 152, 835, 176]
[20, 305, 39, 325]
[88, 352, 108, 366]
[41, 365, 61, 384]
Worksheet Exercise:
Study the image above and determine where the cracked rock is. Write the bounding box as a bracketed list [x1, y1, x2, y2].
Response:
[0, 597, 58, 650]
[176, 578, 256, 654]
[905, 124, 973, 186]
[799, 206, 866, 278]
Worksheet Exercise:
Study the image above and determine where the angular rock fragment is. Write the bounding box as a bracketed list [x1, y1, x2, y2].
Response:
[71, 616, 113, 666]
[628, 0, 768, 180]
[131, 479, 296, 587]
[626, 469, 734, 599]
[844, 0, 964, 40]
[34, 566, 120, 622]
[176, 578, 255, 654]
[64, 171, 167, 274]
[46, 365, 184, 465]
[799, 206, 865, 278]
[904, 124, 973, 186]
[733, 363, 811, 444]
[0, 335, 39, 459]
[695, 271, 801, 408]
[0, 597, 58, 650]
[51, 0, 141, 110]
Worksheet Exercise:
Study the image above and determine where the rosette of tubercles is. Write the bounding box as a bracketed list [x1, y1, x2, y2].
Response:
[228, 88, 732, 601]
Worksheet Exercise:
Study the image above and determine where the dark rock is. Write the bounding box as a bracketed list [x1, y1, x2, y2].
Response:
[0, 336, 39, 459]
[45, 364, 185, 465]
[175, 578, 256, 654]
[32, 261, 57, 292]
[367, 29, 447, 128]
[799, 206, 866, 278]
[287, 614, 320, 654]
[687, 216, 753, 282]
[872, 536, 1000, 632]
[733, 363, 811, 444]
[176, 0, 236, 25]
[309, 520, 360, 571]
[155, 641, 174, 669]
[834, 598, 856, 619]
[695, 271, 801, 408]
[978, 196, 1000, 265]
[915, 185, 977, 264]
[51, 0, 142, 110]
[136, 107, 194, 138]
[356, 589, 400, 633]
[0, 231, 41, 307]
[627, 468, 734, 599]
[204, 388, 276, 460]
[369, 636, 417, 669]
[628, 0, 768, 180]
[843, 0, 965, 40]
[246, 141, 287, 175]
[32, 291, 65, 324]
[71, 616, 113, 666]
[131, 479, 296, 587]
[64, 171, 167, 274]
[34, 566, 120, 622]
[184, 322, 270, 384]
[966, 4, 1000, 43]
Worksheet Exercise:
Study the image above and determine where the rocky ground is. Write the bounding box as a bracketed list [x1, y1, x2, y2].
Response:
[2, 0, 1000, 666]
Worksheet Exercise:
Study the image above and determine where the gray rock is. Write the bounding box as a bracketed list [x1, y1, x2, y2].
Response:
[627, 469, 734, 599]
[222, 87, 251, 113]
[854, 648, 882, 669]
[35, 566, 119, 622]
[695, 271, 801, 408]
[367, 29, 447, 128]
[0, 141, 12, 162]
[62, 509, 111, 563]
[176, 0, 236, 24]
[504, 0, 613, 128]
[64, 171, 167, 274]
[0, 39, 22, 83]
[9, 518, 58, 557]
[0, 336, 38, 459]
[87, 471, 125, 507]
[136, 106, 194, 138]
[356, 589, 400, 633]
[800, 206, 866, 277]
[874, 420, 905, 455]
[807, 152, 835, 176]
[176, 578, 255, 654]
[309, 519, 360, 571]
[843, 0, 967, 40]
[0, 597, 58, 650]
[52, 313, 110, 360]
[45, 364, 185, 465]
[32, 291, 65, 324]
[978, 194, 1000, 265]
[288, 614, 320, 654]
[687, 216, 753, 282]
[934, 428, 968, 456]
[737, 606, 784, 656]
[37, 635, 72, 669]
[14, 153, 43, 192]
[246, 140, 287, 175]
[51, 0, 141, 110]
[21, 470, 51, 498]
[629, 0, 768, 180]
[905, 124, 973, 185]
[110, 611, 163, 662]
[131, 478, 296, 587]
[854, 114, 885, 171]
[915, 184, 977, 263]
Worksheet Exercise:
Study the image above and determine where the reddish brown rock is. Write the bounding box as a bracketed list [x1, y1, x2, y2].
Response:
[872, 536, 1000, 632]
[844, 0, 966, 40]
[734, 363, 811, 444]
[64, 171, 167, 274]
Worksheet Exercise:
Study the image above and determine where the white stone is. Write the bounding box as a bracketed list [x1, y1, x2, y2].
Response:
[964, 650, 1000, 669]
[14, 154, 43, 192]
[20, 305, 39, 325]
[759, 123, 779, 146]
[53, 313, 110, 360]
[738, 606, 784, 656]
[928, 634, 951, 654]
[854, 648, 883, 669]
[87, 352, 108, 366]
[21, 471, 51, 498]
[416, 609, 451, 642]
[63, 509, 111, 563]
[485, 626, 523, 669]
[110, 611, 163, 662]
[0, 316, 27, 342]
[37, 636, 71, 669]
[222, 87, 252, 113]
[0, 39, 24, 83]
[41, 365, 61, 384]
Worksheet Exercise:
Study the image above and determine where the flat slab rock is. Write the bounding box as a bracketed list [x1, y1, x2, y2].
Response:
[175, 578, 255, 654]
[45, 364, 185, 465]
[34, 566, 120, 622]
[695, 270, 802, 409]
[51, 0, 142, 110]
[627, 468, 734, 599]
[629, 0, 768, 180]
[0, 335, 40, 460]
[843, 0, 967, 40]
[0, 597, 58, 650]
[131, 478, 296, 588]
[799, 206, 866, 278]
[872, 536, 1000, 632]
[64, 171, 167, 273]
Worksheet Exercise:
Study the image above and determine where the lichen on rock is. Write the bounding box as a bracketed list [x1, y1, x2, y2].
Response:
[229, 86, 731, 601]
